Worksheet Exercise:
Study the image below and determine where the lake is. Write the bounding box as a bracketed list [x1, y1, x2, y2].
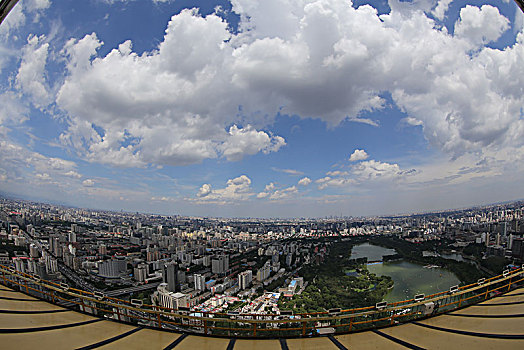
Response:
[351, 243, 460, 302]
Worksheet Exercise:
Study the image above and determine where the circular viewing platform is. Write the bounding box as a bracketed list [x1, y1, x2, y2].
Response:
[1, 266, 524, 349]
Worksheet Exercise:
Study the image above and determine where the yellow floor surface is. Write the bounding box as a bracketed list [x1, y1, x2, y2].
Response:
[334, 331, 408, 349]
[98, 327, 182, 349]
[0, 285, 523, 349]
[379, 322, 524, 350]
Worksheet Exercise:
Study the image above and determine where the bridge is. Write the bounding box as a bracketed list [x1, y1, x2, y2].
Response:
[0, 265, 523, 349]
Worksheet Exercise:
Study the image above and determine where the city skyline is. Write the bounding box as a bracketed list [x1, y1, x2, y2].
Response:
[1, 0, 524, 218]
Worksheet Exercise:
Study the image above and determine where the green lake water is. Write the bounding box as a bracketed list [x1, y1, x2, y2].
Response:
[351, 243, 461, 302]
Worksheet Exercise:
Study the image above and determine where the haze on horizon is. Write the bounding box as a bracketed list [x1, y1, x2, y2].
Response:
[0, 0, 523, 218]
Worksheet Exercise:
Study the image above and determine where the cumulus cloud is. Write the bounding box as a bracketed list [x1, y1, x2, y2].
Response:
[64, 170, 82, 178]
[257, 181, 301, 200]
[16, 35, 52, 108]
[316, 156, 417, 190]
[316, 176, 354, 190]
[220, 125, 286, 161]
[264, 182, 276, 192]
[349, 149, 369, 162]
[13, 0, 524, 172]
[432, 0, 453, 21]
[352, 160, 417, 180]
[194, 175, 254, 202]
[35, 173, 51, 180]
[82, 179, 95, 187]
[298, 177, 311, 186]
[257, 191, 269, 199]
[197, 183, 212, 197]
[56, 14, 285, 168]
[269, 185, 298, 200]
[454, 5, 509, 46]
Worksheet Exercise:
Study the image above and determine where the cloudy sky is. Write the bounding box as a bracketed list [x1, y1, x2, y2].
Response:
[0, 0, 523, 218]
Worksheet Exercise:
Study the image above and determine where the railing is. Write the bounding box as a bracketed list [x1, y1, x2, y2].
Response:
[1, 264, 523, 338]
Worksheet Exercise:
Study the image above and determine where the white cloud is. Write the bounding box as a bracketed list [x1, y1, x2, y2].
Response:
[16, 35, 52, 108]
[56, 14, 285, 168]
[35, 173, 50, 180]
[326, 170, 349, 177]
[352, 160, 416, 180]
[454, 5, 510, 46]
[432, 0, 453, 21]
[264, 182, 276, 192]
[257, 192, 269, 199]
[64, 170, 82, 178]
[25, 0, 51, 11]
[11, 0, 522, 173]
[347, 115, 379, 127]
[197, 183, 212, 197]
[220, 125, 285, 161]
[349, 149, 369, 162]
[82, 179, 95, 187]
[194, 175, 254, 202]
[0, 0, 51, 36]
[0, 138, 83, 191]
[269, 185, 298, 200]
[0, 92, 28, 125]
[271, 167, 304, 176]
[298, 177, 311, 186]
[151, 196, 172, 201]
[315, 176, 354, 190]
[400, 117, 424, 127]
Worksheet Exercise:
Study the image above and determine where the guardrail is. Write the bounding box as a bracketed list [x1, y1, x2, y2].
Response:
[1, 264, 523, 338]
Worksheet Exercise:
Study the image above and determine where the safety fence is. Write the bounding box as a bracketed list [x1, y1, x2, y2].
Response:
[1, 264, 523, 338]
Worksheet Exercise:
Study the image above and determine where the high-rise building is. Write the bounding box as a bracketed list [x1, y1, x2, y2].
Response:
[49, 234, 62, 257]
[29, 243, 39, 258]
[68, 231, 77, 243]
[512, 238, 524, 260]
[257, 263, 271, 281]
[211, 255, 229, 275]
[238, 270, 252, 290]
[162, 262, 180, 292]
[99, 244, 107, 255]
[134, 263, 148, 282]
[194, 273, 205, 291]
[98, 258, 127, 278]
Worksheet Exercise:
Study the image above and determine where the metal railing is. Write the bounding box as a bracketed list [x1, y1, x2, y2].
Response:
[1, 264, 523, 338]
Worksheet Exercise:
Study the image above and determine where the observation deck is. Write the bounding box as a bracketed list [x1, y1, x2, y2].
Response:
[1, 266, 524, 349]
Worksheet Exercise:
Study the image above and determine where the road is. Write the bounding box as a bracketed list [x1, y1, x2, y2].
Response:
[105, 282, 161, 297]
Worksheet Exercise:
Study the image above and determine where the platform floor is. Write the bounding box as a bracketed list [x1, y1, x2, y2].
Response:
[0, 285, 523, 349]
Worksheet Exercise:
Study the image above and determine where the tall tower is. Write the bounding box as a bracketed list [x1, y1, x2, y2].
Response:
[162, 262, 179, 292]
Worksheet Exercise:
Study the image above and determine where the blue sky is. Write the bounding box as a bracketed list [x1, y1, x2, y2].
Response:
[0, 0, 523, 217]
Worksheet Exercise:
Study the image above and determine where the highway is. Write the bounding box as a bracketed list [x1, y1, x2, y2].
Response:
[105, 282, 161, 297]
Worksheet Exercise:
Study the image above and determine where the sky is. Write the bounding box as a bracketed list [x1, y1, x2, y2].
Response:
[0, 0, 523, 218]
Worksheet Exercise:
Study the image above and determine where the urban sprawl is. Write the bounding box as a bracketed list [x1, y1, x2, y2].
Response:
[1, 197, 524, 319]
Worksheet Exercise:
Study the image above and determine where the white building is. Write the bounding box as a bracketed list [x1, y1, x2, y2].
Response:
[257, 263, 271, 282]
[98, 258, 127, 278]
[194, 273, 206, 291]
[155, 283, 189, 310]
[238, 270, 252, 290]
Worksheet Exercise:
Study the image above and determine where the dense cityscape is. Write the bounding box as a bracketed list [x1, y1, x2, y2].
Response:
[1, 195, 523, 319]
